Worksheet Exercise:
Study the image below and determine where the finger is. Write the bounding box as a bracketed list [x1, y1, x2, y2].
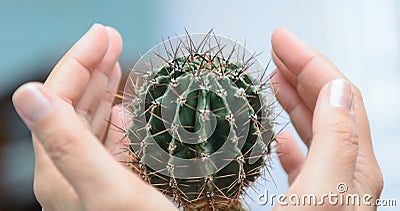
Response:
[26, 24, 110, 208]
[271, 70, 313, 144]
[352, 86, 376, 156]
[44, 23, 109, 106]
[91, 62, 122, 140]
[276, 131, 306, 185]
[272, 51, 318, 113]
[343, 86, 383, 197]
[75, 26, 123, 126]
[303, 79, 358, 184]
[271, 26, 345, 111]
[104, 104, 130, 164]
[271, 50, 297, 86]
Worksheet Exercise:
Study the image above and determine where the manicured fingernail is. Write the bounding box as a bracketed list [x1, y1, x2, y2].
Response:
[12, 84, 52, 124]
[329, 79, 353, 111]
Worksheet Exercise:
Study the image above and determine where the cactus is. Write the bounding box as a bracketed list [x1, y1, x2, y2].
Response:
[122, 32, 276, 210]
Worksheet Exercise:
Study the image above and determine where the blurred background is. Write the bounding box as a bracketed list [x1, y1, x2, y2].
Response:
[1, 0, 399, 210]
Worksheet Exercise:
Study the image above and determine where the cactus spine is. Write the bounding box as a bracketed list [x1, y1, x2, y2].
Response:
[123, 32, 275, 210]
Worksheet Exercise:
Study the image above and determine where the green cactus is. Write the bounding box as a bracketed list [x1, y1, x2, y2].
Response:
[123, 32, 275, 210]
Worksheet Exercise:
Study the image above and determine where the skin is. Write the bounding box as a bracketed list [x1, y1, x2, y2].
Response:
[12, 24, 383, 210]
[271, 27, 383, 210]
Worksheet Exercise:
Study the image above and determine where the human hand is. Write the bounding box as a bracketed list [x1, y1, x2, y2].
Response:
[271, 27, 383, 210]
[12, 24, 176, 211]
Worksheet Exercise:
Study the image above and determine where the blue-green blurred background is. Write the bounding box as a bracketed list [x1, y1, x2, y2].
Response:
[1, 1, 399, 210]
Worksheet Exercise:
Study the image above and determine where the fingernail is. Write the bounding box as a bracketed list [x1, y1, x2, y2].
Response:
[280, 26, 292, 34]
[89, 23, 103, 31]
[83, 23, 104, 39]
[12, 84, 52, 124]
[329, 79, 353, 111]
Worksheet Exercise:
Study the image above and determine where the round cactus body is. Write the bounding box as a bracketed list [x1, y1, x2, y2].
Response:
[123, 32, 275, 210]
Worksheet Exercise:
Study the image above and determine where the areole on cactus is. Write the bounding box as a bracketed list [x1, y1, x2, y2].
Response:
[122, 31, 276, 210]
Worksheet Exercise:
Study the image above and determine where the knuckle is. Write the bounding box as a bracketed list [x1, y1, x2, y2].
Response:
[356, 154, 384, 196]
[329, 121, 359, 147]
[76, 109, 93, 124]
[33, 179, 45, 202]
[358, 166, 384, 197]
[33, 179, 53, 208]
[41, 131, 75, 162]
[374, 168, 384, 194]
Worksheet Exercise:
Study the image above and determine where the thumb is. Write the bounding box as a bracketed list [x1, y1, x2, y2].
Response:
[304, 79, 358, 185]
[12, 82, 131, 198]
[12, 82, 177, 210]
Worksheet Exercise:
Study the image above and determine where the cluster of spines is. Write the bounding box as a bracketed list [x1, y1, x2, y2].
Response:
[123, 31, 278, 210]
